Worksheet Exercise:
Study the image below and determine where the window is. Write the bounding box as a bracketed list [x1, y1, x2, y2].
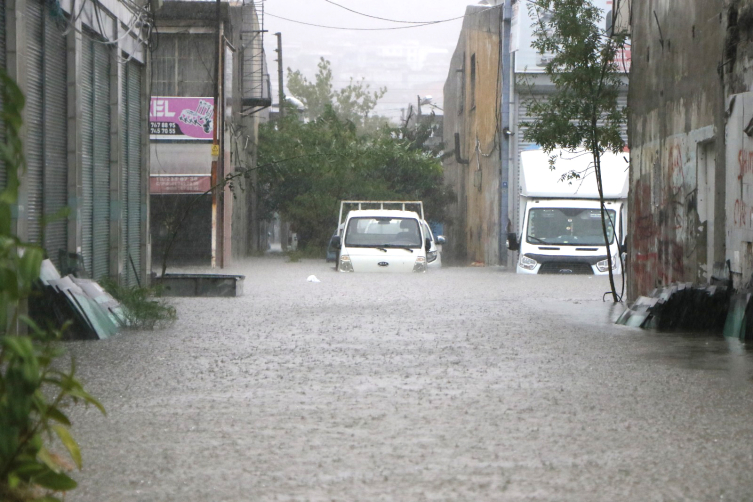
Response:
[457, 53, 465, 115]
[470, 53, 476, 110]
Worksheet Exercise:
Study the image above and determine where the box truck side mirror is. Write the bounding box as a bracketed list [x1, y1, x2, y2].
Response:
[507, 232, 520, 251]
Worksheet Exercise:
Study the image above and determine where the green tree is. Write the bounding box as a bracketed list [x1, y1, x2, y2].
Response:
[258, 107, 454, 252]
[522, 0, 627, 302]
[287, 58, 388, 130]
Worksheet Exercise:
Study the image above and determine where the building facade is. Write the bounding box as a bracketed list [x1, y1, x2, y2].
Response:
[443, 4, 504, 266]
[443, 0, 628, 268]
[2, 0, 151, 286]
[150, 0, 269, 271]
[626, 0, 753, 299]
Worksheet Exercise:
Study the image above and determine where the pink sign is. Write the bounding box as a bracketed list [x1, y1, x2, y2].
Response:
[150, 97, 214, 141]
[150, 175, 211, 194]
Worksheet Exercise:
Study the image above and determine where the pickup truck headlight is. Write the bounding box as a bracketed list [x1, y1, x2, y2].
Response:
[596, 254, 618, 272]
[427, 250, 438, 263]
[413, 256, 427, 272]
[519, 254, 538, 270]
[339, 254, 354, 272]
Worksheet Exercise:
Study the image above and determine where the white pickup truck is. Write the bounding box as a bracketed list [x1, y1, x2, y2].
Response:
[332, 201, 440, 273]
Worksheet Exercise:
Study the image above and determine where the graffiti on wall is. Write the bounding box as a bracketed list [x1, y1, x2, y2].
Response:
[735, 149, 753, 230]
[630, 138, 700, 296]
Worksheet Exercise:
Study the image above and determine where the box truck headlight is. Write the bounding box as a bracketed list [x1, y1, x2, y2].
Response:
[339, 254, 354, 272]
[413, 256, 427, 272]
[519, 254, 538, 270]
[596, 254, 618, 273]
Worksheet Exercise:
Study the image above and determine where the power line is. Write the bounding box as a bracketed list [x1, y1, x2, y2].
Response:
[323, 0, 464, 25]
[266, 12, 463, 31]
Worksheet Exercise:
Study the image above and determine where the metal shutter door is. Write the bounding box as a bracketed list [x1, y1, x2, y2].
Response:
[0, 0, 6, 191]
[92, 40, 111, 280]
[120, 62, 128, 283]
[81, 32, 94, 275]
[25, 0, 43, 244]
[122, 60, 142, 286]
[127, 62, 142, 287]
[84, 32, 111, 280]
[43, 11, 67, 269]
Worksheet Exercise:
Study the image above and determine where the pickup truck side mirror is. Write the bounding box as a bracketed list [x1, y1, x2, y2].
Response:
[436, 235, 446, 245]
[507, 232, 519, 251]
[425, 237, 432, 252]
[331, 235, 341, 250]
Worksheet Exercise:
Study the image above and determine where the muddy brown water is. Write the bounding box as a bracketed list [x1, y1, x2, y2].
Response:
[64, 257, 753, 501]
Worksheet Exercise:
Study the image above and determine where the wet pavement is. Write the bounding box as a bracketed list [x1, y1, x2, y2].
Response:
[65, 257, 753, 501]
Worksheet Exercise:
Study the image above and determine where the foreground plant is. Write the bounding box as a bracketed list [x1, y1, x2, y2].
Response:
[100, 279, 177, 330]
[0, 71, 104, 501]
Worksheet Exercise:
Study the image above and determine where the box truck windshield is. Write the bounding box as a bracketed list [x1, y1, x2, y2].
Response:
[527, 208, 616, 246]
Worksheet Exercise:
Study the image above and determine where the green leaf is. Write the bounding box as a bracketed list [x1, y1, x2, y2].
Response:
[37, 447, 62, 473]
[46, 407, 72, 427]
[67, 388, 106, 415]
[18, 246, 43, 284]
[52, 425, 82, 469]
[19, 314, 44, 336]
[33, 469, 77, 491]
[0, 202, 11, 234]
[13, 461, 47, 482]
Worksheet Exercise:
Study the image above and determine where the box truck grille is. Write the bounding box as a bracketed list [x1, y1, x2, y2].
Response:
[538, 262, 594, 275]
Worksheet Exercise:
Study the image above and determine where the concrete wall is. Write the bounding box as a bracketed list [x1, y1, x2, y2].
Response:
[442, 5, 502, 266]
[628, 0, 727, 298]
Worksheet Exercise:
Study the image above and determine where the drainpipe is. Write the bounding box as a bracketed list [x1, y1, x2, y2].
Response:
[499, 0, 512, 266]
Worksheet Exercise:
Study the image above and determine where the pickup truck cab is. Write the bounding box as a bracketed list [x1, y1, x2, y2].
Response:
[333, 208, 430, 273]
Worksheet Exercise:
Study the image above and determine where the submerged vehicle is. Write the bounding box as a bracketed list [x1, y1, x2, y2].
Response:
[332, 201, 434, 273]
[508, 148, 629, 275]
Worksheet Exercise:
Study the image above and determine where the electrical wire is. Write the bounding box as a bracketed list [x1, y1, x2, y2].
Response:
[323, 0, 465, 25]
[266, 12, 463, 31]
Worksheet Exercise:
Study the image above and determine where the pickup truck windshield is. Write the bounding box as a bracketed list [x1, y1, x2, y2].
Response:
[526, 208, 615, 246]
[344, 217, 422, 248]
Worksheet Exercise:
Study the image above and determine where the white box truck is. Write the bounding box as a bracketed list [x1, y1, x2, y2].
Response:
[508, 148, 629, 275]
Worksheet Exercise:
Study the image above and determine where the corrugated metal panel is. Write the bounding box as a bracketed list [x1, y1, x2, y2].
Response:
[120, 62, 128, 283]
[0, 0, 6, 191]
[43, 11, 68, 269]
[81, 31, 94, 275]
[25, 0, 44, 244]
[122, 60, 142, 286]
[91, 38, 111, 280]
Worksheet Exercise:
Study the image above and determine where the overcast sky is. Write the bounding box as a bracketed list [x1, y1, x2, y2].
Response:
[261, 0, 479, 121]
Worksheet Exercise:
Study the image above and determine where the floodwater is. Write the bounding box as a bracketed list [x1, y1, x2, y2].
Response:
[64, 257, 753, 501]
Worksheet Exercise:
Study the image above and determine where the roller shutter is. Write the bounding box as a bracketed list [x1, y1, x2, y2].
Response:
[122, 60, 142, 286]
[82, 30, 111, 279]
[42, 7, 68, 269]
[25, 0, 43, 244]
[24, 0, 67, 260]
[81, 32, 94, 275]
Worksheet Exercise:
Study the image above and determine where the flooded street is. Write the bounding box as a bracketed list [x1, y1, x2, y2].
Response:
[65, 257, 753, 501]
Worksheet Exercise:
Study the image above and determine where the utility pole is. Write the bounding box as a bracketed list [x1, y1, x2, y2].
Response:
[275, 32, 284, 120]
[211, 0, 222, 268]
[499, 0, 512, 267]
[274, 32, 288, 250]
